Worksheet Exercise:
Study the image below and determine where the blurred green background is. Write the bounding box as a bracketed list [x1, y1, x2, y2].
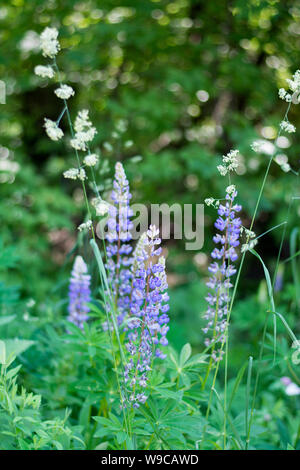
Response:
[1, 0, 300, 362]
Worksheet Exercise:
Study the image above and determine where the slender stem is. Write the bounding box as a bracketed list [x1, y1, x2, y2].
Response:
[246, 312, 270, 449]
[52, 58, 96, 241]
[201, 98, 293, 449]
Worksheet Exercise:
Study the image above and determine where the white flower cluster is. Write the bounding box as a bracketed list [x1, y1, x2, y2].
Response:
[204, 197, 220, 208]
[40, 27, 60, 58]
[226, 184, 236, 195]
[44, 118, 64, 141]
[63, 168, 86, 181]
[241, 227, 258, 253]
[241, 240, 258, 253]
[240, 227, 257, 253]
[92, 198, 109, 216]
[279, 88, 292, 103]
[78, 220, 93, 231]
[217, 149, 239, 176]
[251, 139, 275, 156]
[83, 153, 99, 167]
[279, 70, 300, 103]
[279, 120, 296, 134]
[34, 65, 55, 78]
[70, 110, 97, 151]
[55, 84, 75, 100]
[274, 154, 291, 173]
[286, 70, 300, 92]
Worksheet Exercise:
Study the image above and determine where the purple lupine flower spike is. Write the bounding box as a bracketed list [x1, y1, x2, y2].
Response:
[203, 190, 241, 362]
[106, 162, 134, 325]
[124, 225, 169, 408]
[68, 256, 91, 329]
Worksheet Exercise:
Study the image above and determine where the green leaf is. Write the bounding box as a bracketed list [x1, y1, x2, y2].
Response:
[250, 249, 276, 360]
[227, 360, 248, 412]
[5, 364, 22, 380]
[95, 441, 109, 450]
[179, 343, 192, 367]
[276, 419, 291, 449]
[4, 338, 34, 359]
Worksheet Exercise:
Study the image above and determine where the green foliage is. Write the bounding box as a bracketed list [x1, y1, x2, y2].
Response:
[0, 359, 83, 450]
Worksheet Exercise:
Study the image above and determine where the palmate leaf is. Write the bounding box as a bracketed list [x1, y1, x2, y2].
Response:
[179, 343, 192, 367]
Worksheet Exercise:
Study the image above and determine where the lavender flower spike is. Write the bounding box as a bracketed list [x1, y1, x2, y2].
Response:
[124, 225, 170, 408]
[68, 256, 91, 329]
[203, 189, 242, 362]
[106, 162, 134, 325]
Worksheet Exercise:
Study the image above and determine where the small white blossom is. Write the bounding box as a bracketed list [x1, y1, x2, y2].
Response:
[281, 162, 291, 173]
[241, 227, 257, 252]
[71, 110, 97, 151]
[78, 220, 93, 231]
[241, 239, 258, 253]
[278, 88, 292, 102]
[54, 84, 75, 100]
[205, 197, 215, 206]
[274, 154, 291, 173]
[84, 153, 99, 167]
[74, 110, 92, 133]
[63, 168, 86, 180]
[40, 27, 60, 58]
[217, 164, 227, 176]
[78, 168, 87, 180]
[70, 137, 86, 151]
[286, 70, 300, 93]
[279, 70, 300, 104]
[226, 184, 236, 195]
[204, 198, 220, 208]
[218, 149, 239, 176]
[280, 120, 296, 133]
[223, 149, 239, 170]
[44, 118, 64, 141]
[63, 168, 79, 180]
[94, 199, 109, 216]
[34, 65, 55, 78]
[70, 129, 97, 151]
[285, 382, 300, 396]
[243, 228, 256, 239]
[251, 139, 275, 156]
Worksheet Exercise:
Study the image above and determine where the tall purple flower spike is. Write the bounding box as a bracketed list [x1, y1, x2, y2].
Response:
[203, 190, 242, 362]
[123, 225, 170, 408]
[68, 256, 91, 329]
[105, 162, 134, 326]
